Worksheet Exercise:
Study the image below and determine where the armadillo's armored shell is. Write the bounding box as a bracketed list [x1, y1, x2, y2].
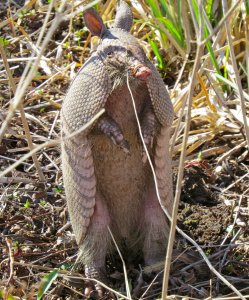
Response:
[146, 60, 174, 127]
[62, 133, 96, 245]
[61, 55, 111, 245]
[62, 55, 112, 133]
[155, 126, 173, 213]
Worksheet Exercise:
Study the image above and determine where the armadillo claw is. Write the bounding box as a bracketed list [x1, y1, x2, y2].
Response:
[84, 284, 104, 299]
[110, 135, 130, 153]
[85, 282, 115, 299]
[84, 264, 109, 299]
[119, 139, 130, 154]
[97, 116, 130, 153]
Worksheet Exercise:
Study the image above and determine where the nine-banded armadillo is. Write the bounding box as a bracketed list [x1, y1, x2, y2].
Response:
[61, 1, 174, 296]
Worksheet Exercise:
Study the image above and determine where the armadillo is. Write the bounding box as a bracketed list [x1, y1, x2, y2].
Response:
[61, 1, 174, 296]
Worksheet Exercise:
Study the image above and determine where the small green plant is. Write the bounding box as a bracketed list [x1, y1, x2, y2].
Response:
[37, 269, 59, 300]
[18, 9, 36, 19]
[148, 37, 165, 69]
[65, 52, 72, 60]
[63, 41, 70, 49]
[39, 199, 46, 206]
[0, 37, 9, 47]
[205, 248, 212, 256]
[24, 199, 30, 209]
[24, 222, 32, 229]
[12, 240, 19, 250]
[52, 184, 63, 193]
[74, 29, 84, 46]
[197, 151, 203, 161]
[235, 254, 243, 261]
[183, 219, 198, 225]
[0, 290, 15, 300]
[36, 89, 44, 96]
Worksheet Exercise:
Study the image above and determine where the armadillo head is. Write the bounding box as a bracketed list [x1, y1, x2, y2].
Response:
[83, 1, 152, 90]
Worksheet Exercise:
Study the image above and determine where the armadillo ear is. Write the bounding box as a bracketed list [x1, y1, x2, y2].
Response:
[83, 7, 107, 37]
[114, 0, 133, 32]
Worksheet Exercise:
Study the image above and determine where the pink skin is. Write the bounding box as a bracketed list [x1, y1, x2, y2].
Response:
[131, 65, 152, 81]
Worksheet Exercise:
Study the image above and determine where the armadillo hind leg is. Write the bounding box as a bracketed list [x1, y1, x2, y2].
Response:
[142, 181, 169, 266]
[96, 115, 130, 153]
[78, 194, 111, 295]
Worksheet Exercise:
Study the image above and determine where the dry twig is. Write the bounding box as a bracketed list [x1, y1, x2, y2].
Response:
[0, 43, 45, 181]
[162, 0, 204, 298]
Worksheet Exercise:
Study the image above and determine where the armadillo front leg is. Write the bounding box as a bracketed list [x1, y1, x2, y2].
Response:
[97, 115, 130, 152]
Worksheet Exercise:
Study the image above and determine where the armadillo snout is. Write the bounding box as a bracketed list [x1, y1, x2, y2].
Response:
[130, 64, 152, 81]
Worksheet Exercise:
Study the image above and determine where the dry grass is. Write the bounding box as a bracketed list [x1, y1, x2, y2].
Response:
[0, 0, 248, 299]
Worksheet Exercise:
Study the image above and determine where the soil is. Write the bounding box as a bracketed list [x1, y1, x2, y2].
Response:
[1, 156, 248, 299]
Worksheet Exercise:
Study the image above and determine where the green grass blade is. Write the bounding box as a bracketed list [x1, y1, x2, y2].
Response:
[206, 0, 214, 19]
[146, 0, 162, 17]
[191, 0, 199, 20]
[146, 0, 185, 50]
[204, 27, 222, 76]
[191, 0, 221, 75]
[177, 0, 183, 30]
[160, 18, 185, 47]
[148, 37, 165, 69]
[158, 0, 174, 23]
[239, 61, 248, 76]
[223, 45, 230, 79]
[245, 0, 249, 15]
[0, 290, 16, 300]
[158, 0, 184, 47]
[37, 269, 59, 300]
[215, 73, 249, 102]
